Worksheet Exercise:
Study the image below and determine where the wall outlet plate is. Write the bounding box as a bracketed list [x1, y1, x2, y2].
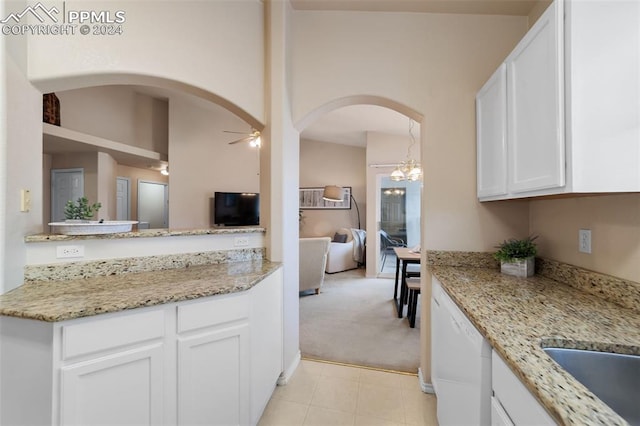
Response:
[56, 245, 85, 259]
[234, 237, 249, 247]
[579, 229, 591, 254]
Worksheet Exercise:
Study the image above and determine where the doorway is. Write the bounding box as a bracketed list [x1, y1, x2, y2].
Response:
[51, 168, 84, 222]
[138, 180, 168, 229]
[116, 177, 131, 220]
[378, 176, 421, 276]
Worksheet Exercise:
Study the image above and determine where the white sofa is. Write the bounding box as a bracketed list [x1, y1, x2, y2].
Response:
[325, 228, 359, 274]
[299, 237, 331, 294]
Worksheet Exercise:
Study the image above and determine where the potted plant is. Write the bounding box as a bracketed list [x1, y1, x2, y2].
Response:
[493, 235, 538, 277]
[64, 197, 102, 222]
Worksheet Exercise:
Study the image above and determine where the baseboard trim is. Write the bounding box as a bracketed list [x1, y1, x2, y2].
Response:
[418, 368, 435, 394]
[277, 350, 301, 386]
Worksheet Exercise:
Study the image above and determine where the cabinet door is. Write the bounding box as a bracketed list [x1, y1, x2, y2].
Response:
[477, 64, 508, 198]
[506, 0, 565, 194]
[491, 396, 515, 426]
[177, 323, 250, 426]
[60, 344, 164, 426]
[250, 269, 283, 424]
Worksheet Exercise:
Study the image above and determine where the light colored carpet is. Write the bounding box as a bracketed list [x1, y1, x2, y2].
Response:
[299, 268, 421, 373]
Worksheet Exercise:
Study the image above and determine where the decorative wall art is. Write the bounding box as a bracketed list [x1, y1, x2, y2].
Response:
[299, 187, 351, 210]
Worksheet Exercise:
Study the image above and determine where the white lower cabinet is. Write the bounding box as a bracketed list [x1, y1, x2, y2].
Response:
[176, 291, 252, 426]
[60, 343, 165, 426]
[0, 268, 283, 426]
[492, 350, 556, 426]
[178, 323, 250, 426]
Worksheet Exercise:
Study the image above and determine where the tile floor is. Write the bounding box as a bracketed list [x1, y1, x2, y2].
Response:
[258, 359, 439, 426]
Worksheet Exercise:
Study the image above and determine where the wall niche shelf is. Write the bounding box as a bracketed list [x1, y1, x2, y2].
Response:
[43, 123, 168, 169]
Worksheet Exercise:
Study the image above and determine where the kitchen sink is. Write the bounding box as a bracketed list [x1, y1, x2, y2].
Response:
[543, 347, 640, 425]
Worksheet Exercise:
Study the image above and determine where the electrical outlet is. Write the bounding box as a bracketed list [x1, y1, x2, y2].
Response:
[579, 229, 591, 254]
[234, 237, 249, 247]
[56, 245, 85, 259]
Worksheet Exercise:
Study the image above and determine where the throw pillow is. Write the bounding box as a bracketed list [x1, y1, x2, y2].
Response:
[332, 233, 348, 243]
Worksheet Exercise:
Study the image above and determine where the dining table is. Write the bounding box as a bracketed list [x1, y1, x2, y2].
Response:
[392, 246, 421, 318]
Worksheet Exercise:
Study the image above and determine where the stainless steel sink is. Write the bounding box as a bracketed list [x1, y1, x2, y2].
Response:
[543, 347, 640, 425]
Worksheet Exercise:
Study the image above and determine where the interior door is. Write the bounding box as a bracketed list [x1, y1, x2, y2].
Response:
[138, 180, 168, 229]
[116, 177, 130, 221]
[51, 168, 84, 222]
[116, 177, 131, 220]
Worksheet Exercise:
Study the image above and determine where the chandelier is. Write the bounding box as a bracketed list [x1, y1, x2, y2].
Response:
[391, 118, 423, 182]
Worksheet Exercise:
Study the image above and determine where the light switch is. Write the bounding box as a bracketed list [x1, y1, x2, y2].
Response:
[20, 189, 31, 212]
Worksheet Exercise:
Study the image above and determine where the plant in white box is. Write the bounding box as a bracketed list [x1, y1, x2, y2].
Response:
[493, 235, 538, 277]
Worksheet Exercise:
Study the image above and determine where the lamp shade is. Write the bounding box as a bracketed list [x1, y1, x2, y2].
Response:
[322, 185, 344, 202]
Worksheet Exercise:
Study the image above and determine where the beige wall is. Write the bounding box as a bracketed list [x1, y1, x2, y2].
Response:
[26, 1, 265, 124]
[291, 11, 530, 385]
[168, 94, 260, 229]
[97, 153, 118, 221]
[56, 86, 168, 154]
[530, 194, 640, 283]
[299, 139, 366, 237]
[528, 0, 553, 28]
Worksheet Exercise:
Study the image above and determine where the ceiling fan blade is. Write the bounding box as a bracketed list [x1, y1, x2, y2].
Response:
[228, 136, 254, 145]
[224, 130, 251, 135]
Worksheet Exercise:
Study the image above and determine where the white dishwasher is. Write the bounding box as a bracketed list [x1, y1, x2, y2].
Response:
[431, 277, 492, 425]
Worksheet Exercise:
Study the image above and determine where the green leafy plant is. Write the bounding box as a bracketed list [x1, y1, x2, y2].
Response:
[493, 235, 538, 262]
[64, 197, 102, 220]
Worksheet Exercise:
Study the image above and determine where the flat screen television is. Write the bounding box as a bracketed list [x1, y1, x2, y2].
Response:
[212, 192, 260, 226]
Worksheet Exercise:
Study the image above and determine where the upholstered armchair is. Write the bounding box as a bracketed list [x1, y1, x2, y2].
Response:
[325, 228, 359, 274]
[299, 237, 331, 294]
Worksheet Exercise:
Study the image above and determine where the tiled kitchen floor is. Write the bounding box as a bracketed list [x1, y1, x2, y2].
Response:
[258, 359, 438, 426]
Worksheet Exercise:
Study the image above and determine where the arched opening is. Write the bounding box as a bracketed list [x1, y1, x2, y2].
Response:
[295, 95, 425, 373]
[38, 74, 264, 231]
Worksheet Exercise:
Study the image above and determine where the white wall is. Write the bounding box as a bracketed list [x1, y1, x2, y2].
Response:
[2, 54, 42, 292]
[299, 139, 366, 237]
[168, 94, 261, 229]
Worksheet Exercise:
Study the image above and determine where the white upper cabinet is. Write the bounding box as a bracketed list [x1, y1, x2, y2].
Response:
[506, 0, 564, 194]
[477, 0, 640, 201]
[477, 64, 508, 198]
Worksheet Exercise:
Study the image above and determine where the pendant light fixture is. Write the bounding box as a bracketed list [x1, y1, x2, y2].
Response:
[391, 118, 423, 182]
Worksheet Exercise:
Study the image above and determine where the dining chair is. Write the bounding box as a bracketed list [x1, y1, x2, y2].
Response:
[380, 230, 406, 269]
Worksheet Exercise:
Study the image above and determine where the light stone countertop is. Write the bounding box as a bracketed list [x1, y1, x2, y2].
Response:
[430, 266, 640, 426]
[25, 226, 266, 242]
[0, 259, 281, 322]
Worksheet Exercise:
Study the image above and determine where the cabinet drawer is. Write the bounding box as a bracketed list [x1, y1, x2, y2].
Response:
[62, 309, 165, 360]
[178, 293, 249, 334]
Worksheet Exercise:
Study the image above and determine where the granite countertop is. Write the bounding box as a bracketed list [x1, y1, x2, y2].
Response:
[430, 266, 640, 426]
[25, 226, 266, 243]
[0, 259, 281, 322]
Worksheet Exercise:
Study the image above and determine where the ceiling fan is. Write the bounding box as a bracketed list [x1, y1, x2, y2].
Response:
[224, 129, 261, 147]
